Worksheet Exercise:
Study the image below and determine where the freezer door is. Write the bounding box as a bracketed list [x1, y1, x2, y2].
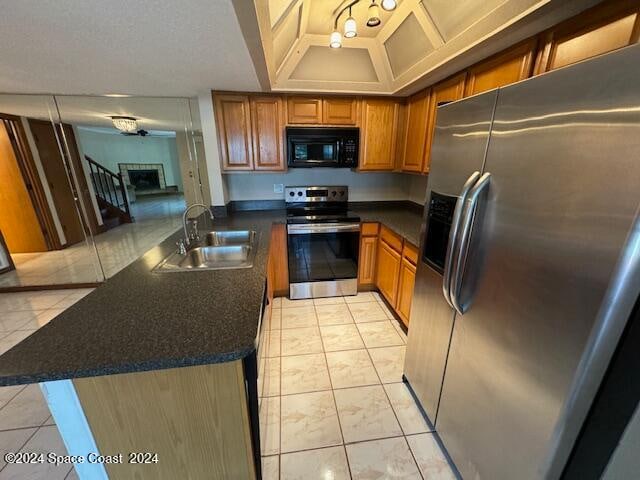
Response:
[437, 45, 640, 480]
[404, 90, 497, 423]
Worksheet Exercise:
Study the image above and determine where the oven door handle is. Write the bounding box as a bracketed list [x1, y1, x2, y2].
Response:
[287, 223, 361, 234]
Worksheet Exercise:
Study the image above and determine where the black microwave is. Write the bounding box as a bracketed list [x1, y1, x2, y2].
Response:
[286, 127, 359, 168]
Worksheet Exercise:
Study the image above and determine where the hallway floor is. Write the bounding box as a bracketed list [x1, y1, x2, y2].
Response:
[259, 292, 455, 479]
[0, 195, 186, 288]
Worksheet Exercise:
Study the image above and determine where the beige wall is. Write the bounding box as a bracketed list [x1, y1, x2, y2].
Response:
[225, 170, 413, 202]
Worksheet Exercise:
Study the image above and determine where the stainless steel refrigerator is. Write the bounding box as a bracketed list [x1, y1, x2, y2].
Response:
[404, 43, 640, 480]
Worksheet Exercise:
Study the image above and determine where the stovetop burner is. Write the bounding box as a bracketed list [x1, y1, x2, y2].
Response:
[284, 185, 359, 224]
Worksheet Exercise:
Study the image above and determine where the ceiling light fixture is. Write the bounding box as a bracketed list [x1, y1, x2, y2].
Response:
[367, 1, 381, 27]
[330, 0, 396, 48]
[381, 0, 397, 11]
[344, 7, 357, 38]
[111, 116, 138, 133]
[330, 29, 343, 48]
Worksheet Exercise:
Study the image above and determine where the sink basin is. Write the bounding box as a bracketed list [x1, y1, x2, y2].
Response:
[204, 230, 255, 246]
[153, 230, 258, 273]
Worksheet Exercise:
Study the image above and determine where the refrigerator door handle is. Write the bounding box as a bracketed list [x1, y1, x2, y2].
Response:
[442, 171, 481, 308]
[450, 172, 491, 315]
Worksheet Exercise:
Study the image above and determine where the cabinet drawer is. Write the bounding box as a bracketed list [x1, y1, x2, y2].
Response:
[402, 242, 418, 265]
[361, 222, 379, 237]
[380, 225, 403, 253]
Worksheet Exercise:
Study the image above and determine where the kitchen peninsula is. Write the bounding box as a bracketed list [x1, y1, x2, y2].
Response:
[0, 203, 422, 479]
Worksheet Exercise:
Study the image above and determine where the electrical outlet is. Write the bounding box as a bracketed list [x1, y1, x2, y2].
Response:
[274, 184, 284, 194]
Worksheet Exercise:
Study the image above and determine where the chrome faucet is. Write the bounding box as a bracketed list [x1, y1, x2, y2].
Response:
[182, 203, 214, 247]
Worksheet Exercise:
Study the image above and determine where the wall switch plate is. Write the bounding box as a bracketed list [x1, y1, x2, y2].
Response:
[274, 184, 284, 194]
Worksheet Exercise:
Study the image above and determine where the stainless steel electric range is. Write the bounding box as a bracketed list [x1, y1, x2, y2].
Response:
[285, 186, 360, 299]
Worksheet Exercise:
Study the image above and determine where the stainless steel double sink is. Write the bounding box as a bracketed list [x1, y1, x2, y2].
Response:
[153, 230, 258, 272]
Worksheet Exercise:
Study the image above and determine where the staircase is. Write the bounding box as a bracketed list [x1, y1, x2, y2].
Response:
[85, 155, 133, 229]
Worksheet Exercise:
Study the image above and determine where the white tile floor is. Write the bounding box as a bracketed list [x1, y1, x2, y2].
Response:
[260, 293, 456, 480]
[0, 288, 94, 479]
[0, 195, 186, 288]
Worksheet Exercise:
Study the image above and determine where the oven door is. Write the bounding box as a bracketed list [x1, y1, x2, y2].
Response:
[287, 223, 360, 298]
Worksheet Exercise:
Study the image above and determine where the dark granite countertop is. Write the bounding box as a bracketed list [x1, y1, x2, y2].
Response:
[351, 202, 424, 246]
[0, 203, 423, 386]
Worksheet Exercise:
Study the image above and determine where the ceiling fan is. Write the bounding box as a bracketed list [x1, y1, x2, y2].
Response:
[121, 129, 149, 137]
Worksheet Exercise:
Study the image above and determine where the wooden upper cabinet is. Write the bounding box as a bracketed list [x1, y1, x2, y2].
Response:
[464, 39, 537, 96]
[250, 96, 286, 171]
[423, 73, 466, 173]
[323, 98, 359, 125]
[287, 97, 322, 124]
[400, 89, 430, 173]
[535, 3, 640, 74]
[214, 94, 253, 171]
[359, 98, 399, 171]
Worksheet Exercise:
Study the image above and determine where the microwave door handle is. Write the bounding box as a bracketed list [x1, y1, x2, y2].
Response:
[450, 172, 491, 315]
[442, 171, 481, 309]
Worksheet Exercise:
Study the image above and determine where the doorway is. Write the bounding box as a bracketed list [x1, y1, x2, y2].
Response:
[0, 115, 59, 254]
[28, 119, 86, 246]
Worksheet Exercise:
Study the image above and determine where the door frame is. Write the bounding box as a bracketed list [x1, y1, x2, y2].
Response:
[1, 113, 61, 250]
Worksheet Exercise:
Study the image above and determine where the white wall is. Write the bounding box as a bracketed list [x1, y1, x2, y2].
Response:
[198, 92, 228, 206]
[71, 126, 103, 226]
[225, 170, 411, 202]
[407, 174, 429, 205]
[75, 129, 183, 190]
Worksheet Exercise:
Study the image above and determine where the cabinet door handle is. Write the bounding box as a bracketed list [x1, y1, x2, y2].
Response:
[442, 171, 480, 309]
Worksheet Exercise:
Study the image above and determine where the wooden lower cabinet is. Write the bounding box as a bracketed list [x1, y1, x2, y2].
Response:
[358, 222, 380, 288]
[376, 237, 402, 306]
[269, 224, 289, 296]
[73, 361, 256, 479]
[366, 225, 418, 328]
[396, 256, 416, 326]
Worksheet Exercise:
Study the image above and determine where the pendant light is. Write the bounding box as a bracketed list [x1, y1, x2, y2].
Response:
[344, 7, 357, 38]
[381, 0, 397, 11]
[330, 29, 342, 48]
[367, 1, 381, 27]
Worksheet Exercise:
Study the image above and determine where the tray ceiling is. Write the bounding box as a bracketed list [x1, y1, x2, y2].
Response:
[253, 0, 601, 94]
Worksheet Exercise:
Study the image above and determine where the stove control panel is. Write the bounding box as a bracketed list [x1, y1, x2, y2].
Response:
[285, 186, 348, 203]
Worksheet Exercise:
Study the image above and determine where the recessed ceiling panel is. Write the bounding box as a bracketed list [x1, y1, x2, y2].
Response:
[270, 0, 296, 28]
[273, 4, 301, 68]
[306, 0, 396, 37]
[421, 0, 508, 41]
[385, 13, 433, 78]
[290, 46, 379, 82]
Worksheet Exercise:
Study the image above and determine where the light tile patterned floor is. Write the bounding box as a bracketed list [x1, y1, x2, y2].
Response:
[261, 293, 456, 480]
[0, 289, 94, 479]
